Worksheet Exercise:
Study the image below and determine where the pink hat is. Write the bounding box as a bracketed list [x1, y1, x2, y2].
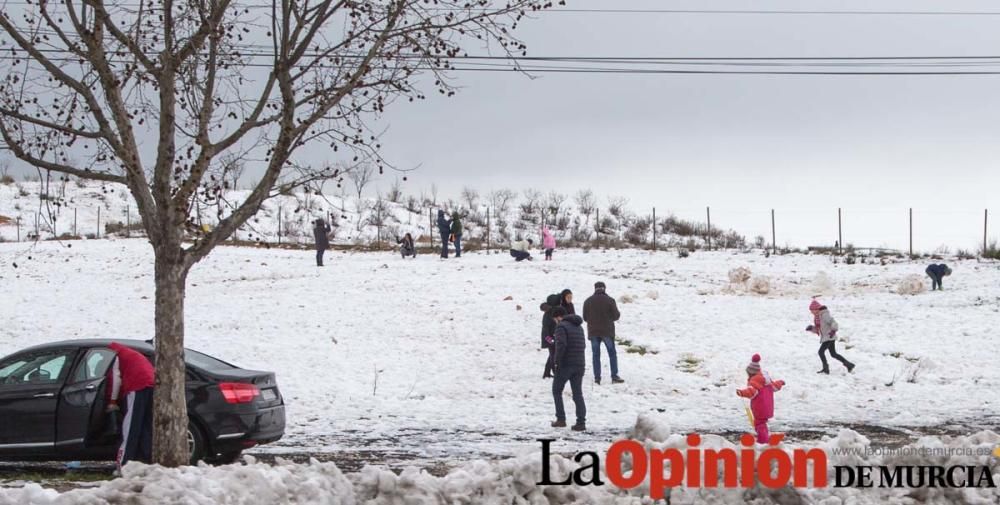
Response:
[746, 353, 761, 374]
[809, 300, 823, 311]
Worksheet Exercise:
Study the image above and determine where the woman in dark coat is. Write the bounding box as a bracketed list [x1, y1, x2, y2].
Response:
[436, 210, 451, 258]
[560, 289, 576, 315]
[541, 293, 561, 378]
[313, 219, 331, 266]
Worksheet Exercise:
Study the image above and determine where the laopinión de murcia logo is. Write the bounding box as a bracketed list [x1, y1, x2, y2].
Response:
[536, 435, 998, 499]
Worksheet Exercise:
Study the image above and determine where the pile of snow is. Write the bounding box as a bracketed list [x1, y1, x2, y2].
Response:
[748, 276, 771, 295]
[619, 294, 637, 304]
[896, 275, 928, 296]
[4, 418, 998, 504]
[645, 290, 659, 300]
[728, 266, 752, 285]
[811, 271, 833, 294]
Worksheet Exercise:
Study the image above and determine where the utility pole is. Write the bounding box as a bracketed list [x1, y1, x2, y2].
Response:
[838, 208, 842, 255]
[771, 209, 776, 255]
[706, 206, 712, 251]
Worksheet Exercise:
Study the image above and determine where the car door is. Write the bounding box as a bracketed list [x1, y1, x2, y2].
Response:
[57, 347, 116, 454]
[0, 348, 78, 456]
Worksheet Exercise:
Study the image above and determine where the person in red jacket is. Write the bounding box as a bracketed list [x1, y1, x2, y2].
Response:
[736, 354, 785, 444]
[106, 342, 156, 469]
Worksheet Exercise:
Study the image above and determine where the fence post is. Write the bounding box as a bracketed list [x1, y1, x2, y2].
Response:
[126, 205, 130, 237]
[97, 206, 101, 238]
[429, 208, 434, 250]
[16, 216, 20, 242]
[838, 208, 843, 255]
[909, 208, 913, 257]
[595, 208, 600, 242]
[771, 209, 776, 255]
[74, 208, 78, 237]
[377, 205, 382, 250]
[487, 207, 491, 253]
[34, 212, 39, 238]
[706, 206, 712, 251]
[985, 209, 989, 254]
[651, 207, 656, 251]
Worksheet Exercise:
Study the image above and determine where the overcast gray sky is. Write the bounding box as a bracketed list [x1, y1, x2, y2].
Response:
[371, 0, 1000, 251]
[5, 0, 999, 251]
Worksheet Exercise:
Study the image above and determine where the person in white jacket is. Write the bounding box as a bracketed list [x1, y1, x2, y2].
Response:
[509, 238, 533, 262]
[807, 300, 855, 374]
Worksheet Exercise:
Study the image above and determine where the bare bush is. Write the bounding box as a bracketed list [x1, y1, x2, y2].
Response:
[488, 189, 517, 216]
[461, 187, 479, 210]
[608, 196, 629, 219]
[387, 178, 404, 204]
[575, 189, 596, 223]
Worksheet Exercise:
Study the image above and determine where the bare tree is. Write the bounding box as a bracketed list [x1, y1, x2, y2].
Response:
[608, 196, 630, 219]
[574, 189, 596, 223]
[386, 178, 403, 204]
[349, 164, 377, 201]
[430, 183, 439, 206]
[461, 186, 479, 210]
[488, 188, 517, 216]
[545, 191, 566, 222]
[521, 188, 542, 214]
[0, 0, 553, 466]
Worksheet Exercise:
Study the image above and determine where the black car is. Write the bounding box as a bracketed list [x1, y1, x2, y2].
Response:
[0, 339, 285, 464]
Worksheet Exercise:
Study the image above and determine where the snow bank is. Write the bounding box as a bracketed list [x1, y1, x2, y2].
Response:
[4, 420, 997, 504]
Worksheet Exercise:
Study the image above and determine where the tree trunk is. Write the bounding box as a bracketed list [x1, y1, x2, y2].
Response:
[152, 248, 190, 466]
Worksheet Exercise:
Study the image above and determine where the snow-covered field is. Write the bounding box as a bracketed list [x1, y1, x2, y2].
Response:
[3, 239, 999, 458]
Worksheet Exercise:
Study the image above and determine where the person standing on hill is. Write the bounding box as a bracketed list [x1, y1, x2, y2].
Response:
[807, 300, 855, 374]
[925, 263, 952, 291]
[436, 210, 452, 259]
[583, 281, 623, 385]
[542, 226, 556, 261]
[106, 342, 155, 470]
[550, 307, 587, 431]
[313, 218, 331, 267]
[450, 211, 463, 258]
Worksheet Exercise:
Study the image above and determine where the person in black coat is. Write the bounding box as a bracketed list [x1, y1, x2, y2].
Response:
[925, 264, 952, 291]
[550, 307, 587, 431]
[560, 289, 575, 315]
[436, 210, 452, 259]
[313, 219, 331, 266]
[540, 294, 561, 379]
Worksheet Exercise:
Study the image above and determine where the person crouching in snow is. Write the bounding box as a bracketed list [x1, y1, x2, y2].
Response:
[807, 300, 855, 374]
[925, 263, 952, 291]
[510, 237, 533, 262]
[396, 233, 416, 259]
[736, 354, 785, 444]
[542, 226, 556, 261]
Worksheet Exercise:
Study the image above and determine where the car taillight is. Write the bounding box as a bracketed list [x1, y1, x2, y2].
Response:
[219, 383, 260, 404]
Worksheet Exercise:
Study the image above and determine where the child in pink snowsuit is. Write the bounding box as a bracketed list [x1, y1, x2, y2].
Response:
[542, 227, 556, 261]
[736, 354, 785, 443]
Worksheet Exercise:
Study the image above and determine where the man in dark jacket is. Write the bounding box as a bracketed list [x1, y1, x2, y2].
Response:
[582, 281, 623, 385]
[550, 307, 587, 431]
[106, 342, 155, 470]
[540, 293, 561, 378]
[313, 219, 331, 266]
[450, 212, 463, 258]
[925, 264, 952, 291]
[436, 210, 451, 258]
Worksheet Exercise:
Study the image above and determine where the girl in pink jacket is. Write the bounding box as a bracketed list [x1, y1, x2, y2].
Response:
[736, 354, 785, 443]
[542, 227, 556, 261]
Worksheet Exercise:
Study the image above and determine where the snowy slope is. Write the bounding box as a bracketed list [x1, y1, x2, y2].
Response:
[2, 240, 999, 467]
[0, 181, 732, 249]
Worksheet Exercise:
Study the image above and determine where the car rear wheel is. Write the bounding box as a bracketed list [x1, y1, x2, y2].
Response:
[188, 420, 206, 464]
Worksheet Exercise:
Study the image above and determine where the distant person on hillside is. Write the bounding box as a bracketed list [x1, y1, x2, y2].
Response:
[450, 212, 463, 258]
[510, 238, 533, 262]
[560, 288, 575, 315]
[736, 354, 785, 444]
[806, 300, 855, 374]
[550, 307, 587, 431]
[540, 293, 561, 379]
[925, 264, 952, 291]
[542, 226, 556, 261]
[313, 218, 331, 267]
[436, 210, 452, 259]
[397, 233, 416, 259]
[583, 281, 623, 385]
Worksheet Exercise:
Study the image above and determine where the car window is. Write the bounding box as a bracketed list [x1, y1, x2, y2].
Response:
[71, 348, 116, 383]
[184, 349, 236, 371]
[0, 350, 75, 385]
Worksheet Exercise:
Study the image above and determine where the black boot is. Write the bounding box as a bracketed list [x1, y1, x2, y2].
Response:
[551, 420, 567, 428]
[611, 376, 625, 384]
[816, 368, 829, 374]
[846, 363, 856, 373]
[571, 423, 586, 432]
